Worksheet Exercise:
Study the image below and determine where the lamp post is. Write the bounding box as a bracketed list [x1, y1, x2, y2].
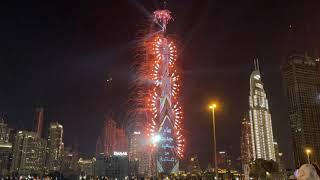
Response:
[209, 103, 218, 179]
[305, 149, 312, 164]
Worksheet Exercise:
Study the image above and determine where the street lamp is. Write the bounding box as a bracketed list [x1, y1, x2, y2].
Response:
[209, 103, 218, 179]
[305, 148, 312, 164]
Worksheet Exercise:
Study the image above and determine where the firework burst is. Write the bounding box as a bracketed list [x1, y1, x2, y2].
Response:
[129, 5, 184, 174]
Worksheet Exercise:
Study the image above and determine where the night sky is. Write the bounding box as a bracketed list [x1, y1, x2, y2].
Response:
[1, 0, 320, 169]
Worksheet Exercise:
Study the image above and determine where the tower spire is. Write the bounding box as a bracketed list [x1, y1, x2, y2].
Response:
[254, 58, 260, 71]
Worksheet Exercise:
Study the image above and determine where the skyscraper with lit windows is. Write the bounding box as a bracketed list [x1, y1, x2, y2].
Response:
[240, 116, 252, 180]
[10, 131, 46, 175]
[46, 122, 64, 172]
[0, 118, 12, 176]
[281, 52, 320, 166]
[249, 60, 276, 161]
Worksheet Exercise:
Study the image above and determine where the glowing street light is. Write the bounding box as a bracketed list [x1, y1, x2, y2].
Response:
[209, 104, 217, 109]
[305, 148, 312, 164]
[209, 103, 218, 179]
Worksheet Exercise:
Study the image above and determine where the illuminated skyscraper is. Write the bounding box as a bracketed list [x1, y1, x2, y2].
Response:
[240, 116, 252, 180]
[35, 106, 44, 138]
[10, 131, 46, 175]
[281, 52, 320, 166]
[217, 151, 231, 170]
[102, 116, 128, 155]
[125, 109, 150, 176]
[0, 118, 12, 176]
[46, 122, 64, 171]
[129, 131, 148, 175]
[129, 132, 141, 161]
[249, 60, 276, 161]
[143, 7, 184, 175]
[0, 118, 11, 143]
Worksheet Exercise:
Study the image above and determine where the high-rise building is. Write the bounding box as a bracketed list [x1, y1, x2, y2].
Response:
[61, 147, 80, 174]
[240, 116, 252, 180]
[0, 118, 11, 143]
[129, 131, 149, 176]
[249, 60, 276, 161]
[217, 151, 231, 170]
[125, 108, 150, 176]
[281, 52, 320, 166]
[0, 118, 12, 176]
[143, 7, 185, 174]
[35, 107, 44, 138]
[129, 132, 140, 161]
[103, 116, 117, 155]
[46, 122, 64, 172]
[10, 131, 46, 176]
[102, 116, 128, 155]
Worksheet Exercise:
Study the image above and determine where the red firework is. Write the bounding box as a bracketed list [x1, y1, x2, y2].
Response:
[144, 33, 185, 159]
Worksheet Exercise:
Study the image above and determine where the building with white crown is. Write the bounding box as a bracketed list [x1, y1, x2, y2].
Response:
[249, 60, 276, 161]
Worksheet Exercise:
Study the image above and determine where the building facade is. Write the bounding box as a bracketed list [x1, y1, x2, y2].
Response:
[240, 116, 252, 180]
[103, 117, 117, 155]
[105, 154, 129, 179]
[143, 8, 185, 174]
[128, 131, 149, 176]
[0, 118, 12, 176]
[95, 153, 106, 176]
[60, 147, 80, 177]
[10, 131, 46, 176]
[249, 60, 276, 161]
[46, 122, 64, 172]
[102, 116, 128, 155]
[217, 151, 231, 170]
[281, 53, 320, 165]
[35, 107, 44, 138]
[115, 129, 128, 152]
[78, 158, 95, 177]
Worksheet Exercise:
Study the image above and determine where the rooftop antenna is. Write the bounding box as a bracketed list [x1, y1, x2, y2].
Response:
[254, 58, 260, 71]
